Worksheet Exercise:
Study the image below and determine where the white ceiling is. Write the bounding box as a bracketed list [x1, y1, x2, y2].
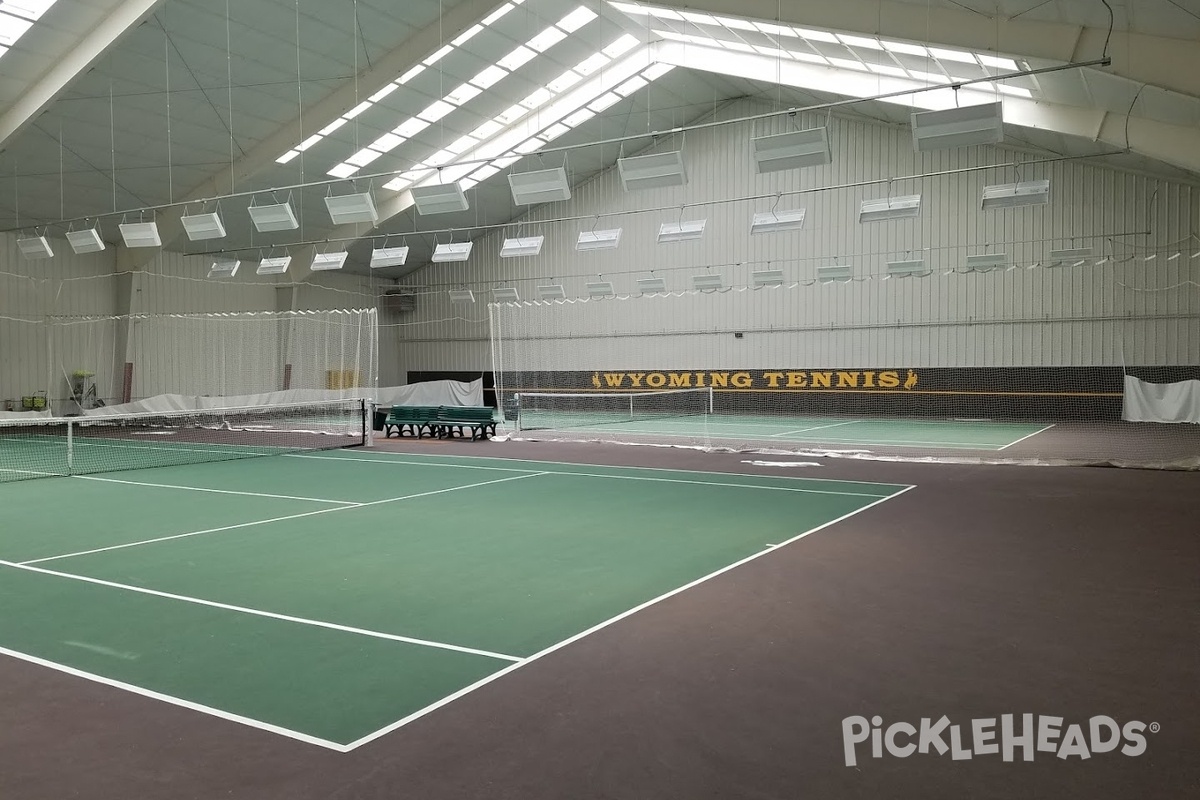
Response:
[0, 0, 1196, 276]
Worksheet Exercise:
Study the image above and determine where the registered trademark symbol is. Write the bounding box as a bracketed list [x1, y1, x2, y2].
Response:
[1149, 722, 1161, 733]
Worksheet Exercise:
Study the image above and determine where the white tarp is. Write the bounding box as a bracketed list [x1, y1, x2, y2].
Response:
[0, 409, 53, 420]
[1123, 375, 1200, 424]
[81, 379, 486, 417]
[376, 379, 483, 407]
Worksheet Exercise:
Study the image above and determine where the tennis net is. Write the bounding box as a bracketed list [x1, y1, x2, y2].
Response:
[514, 388, 713, 433]
[0, 399, 368, 484]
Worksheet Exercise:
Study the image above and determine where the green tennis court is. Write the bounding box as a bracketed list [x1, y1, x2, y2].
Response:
[515, 412, 1055, 450]
[0, 448, 910, 750]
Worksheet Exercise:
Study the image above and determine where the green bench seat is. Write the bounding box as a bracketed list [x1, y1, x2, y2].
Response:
[382, 405, 440, 438]
[432, 406, 497, 441]
[382, 405, 496, 441]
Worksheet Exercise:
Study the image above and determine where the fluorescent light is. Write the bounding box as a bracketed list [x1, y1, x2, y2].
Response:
[981, 180, 1050, 210]
[508, 167, 571, 205]
[471, 65, 508, 89]
[528, 26, 567, 52]
[417, 100, 455, 123]
[500, 236, 544, 258]
[397, 65, 424, 84]
[17, 235, 52, 258]
[1047, 246, 1093, 265]
[249, 202, 299, 232]
[965, 252, 1008, 271]
[452, 24, 483, 46]
[576, 228, 621, 251]
[181, 211, 226, 241]
[912, 101, 1003, 151]
[498, 45, 537, 70]
[752, 128, 831, 172]
[370, 246, 409, 268]
[433, 242, 473, 262]
[256, 255, 292, 275]
[536, 284, 566, 300]
[657, 219, 706, 243]
[860, 195, 922, 222]
[817, 264, 853, 282]
[311, 251, 348, 271]
[751, 208, 806, 234]
[887, 259, 929, 277]
[411, 183, 469, 215]
[66, 228, 105, 254]
[327, 164, 359, 179]
[586, 281, 615, 298]
[752, 269, 786, 287]
[423, 44, 453, 66]
[446, 82, 482, 105]
[325, 192, 378, 225]
[637, 277, 666, 293]
[692, 273, 724, 290]
[119, 222, 161, 248]
[449, 289, 476, 303]
[394, 118, 430, 137]
[207, 259, 240, 278]
[318, 118, 348, 136]
[558, 7, 598, 32]
[492, 287, 520, 302]
[618, 150, 687, 191]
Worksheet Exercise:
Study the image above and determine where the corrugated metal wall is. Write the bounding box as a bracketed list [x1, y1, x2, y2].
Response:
[398, 99, 1200, 373]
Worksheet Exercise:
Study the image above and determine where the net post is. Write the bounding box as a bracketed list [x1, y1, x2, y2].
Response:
[66, 418, 74, 472]
[363, 398, 374, 447]
[706, 386, 714, 414]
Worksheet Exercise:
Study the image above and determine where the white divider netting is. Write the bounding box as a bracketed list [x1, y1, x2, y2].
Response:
[490, 283, 1200, 469]
[42, 309, 378, 412]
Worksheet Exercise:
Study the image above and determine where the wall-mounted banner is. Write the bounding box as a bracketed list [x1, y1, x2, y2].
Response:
[587, 369, 920, 391]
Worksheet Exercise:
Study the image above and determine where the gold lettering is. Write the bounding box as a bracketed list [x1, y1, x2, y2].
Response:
[837, 371, 860, 388]
[603, 374, 626, 387]
[693, 373, 706, 387]
[709, 373, 729, 388]
[878, 371, 900, 388]
[763, 372, 784, 388]
[628, 373, 645, 387]
[811, 372, 832, 388]
[862, 371, 877, 388]
[731, 372, 752, 388]
[668, 373, 693, 388]
[786, 372, 807, 388]
[646, 373, 666, 388]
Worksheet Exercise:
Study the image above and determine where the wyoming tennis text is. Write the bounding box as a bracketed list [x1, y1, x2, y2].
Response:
[842, 714, 1153, 766]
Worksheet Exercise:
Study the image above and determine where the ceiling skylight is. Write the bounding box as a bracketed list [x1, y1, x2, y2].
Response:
[381, 46, 665, 196]
[613, 0, 1034, 114]
[323, 5, 617, 181]
[0, 0, 57, 56]
[274, 0, 531, 166]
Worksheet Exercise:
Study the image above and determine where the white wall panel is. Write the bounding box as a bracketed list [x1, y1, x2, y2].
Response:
[397, 99, 1198, 373]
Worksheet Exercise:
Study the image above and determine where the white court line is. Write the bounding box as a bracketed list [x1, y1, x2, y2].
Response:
[0, 468, 65, 477]
[21, 472, 546, 565]
[0, 560, 521, 663]
[504, 424, 1012, 449]
[769, 420, 860, 437]
[73, 474, 362, 506]
[340, 484, 917, 752]
[0, 645, 346, 751]
[996, 423, 1057, 451]
[291, 452, 911, 491]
